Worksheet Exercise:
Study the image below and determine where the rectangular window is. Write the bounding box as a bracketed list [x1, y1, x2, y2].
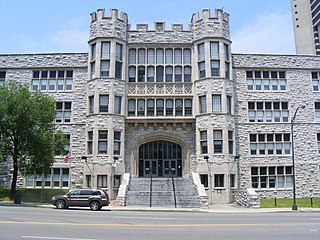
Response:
[211, 60, 220, 77]
[147, 99, 155, 116]
[317, 133, 320, 154]
[166, 99, 173, 116]
[27, 168, 69, 188]
[87, 131, 93, 155]
[128, 49, 136, 64]
[200, 131, 208, 154]
[184, 66, 192, 82]
[227, 96, 232, 114]
[251, 166, 293, 189]
[128, 99, 136, 116]
[156, 99, 164, 116]
[114, 131, 121, 155]
[183, 49, 191, 64]
[114, 96, 122, 114]
[249, 133, 291, 156]
[99, 95, 109, 112]
[210, 42, 219, 58]
[200, 174, 208, 188]
[198, 43, 205, 61]
[101, 60, 110, 77]
[138, 99, 145, 116]
[147, 49, 155, 64]
[246, 70, 287, 92]
[315, 102, 320, 121]
[138, 49, 145, 64]
[224, 44, 230, 61]
[214, 174, 224, 188]
[89, 96, 94, 114]
[175, 99, 183, 116]
[156, 49, 164, 64]
[198, 62, 206, 78]
[98, 130, 108, 154]
[184, 99, 192, 116]
[228, 130, 234, 154]
[213, 130, 223, 154]
[101, 42, 110, 59]
[32, 70, 73, 92]
[199, 95, 207, 114]
[97, 175, 108, 188]
[91, 43, 96, 61]
[247, 101, 289, 123]
[0, 71, 6, 86]
[55, 101, 72, 123]
[212, 95, 222, 112]
[174, 48, 182, 64]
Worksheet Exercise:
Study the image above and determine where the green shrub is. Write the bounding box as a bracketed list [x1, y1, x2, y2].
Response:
[0, 188, 69, 203]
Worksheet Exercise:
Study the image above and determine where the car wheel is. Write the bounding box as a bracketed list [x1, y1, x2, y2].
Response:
[90, 201, 100, 211]
[55, 199, 66, 209]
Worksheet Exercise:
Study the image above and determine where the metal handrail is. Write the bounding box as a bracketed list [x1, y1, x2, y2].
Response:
[149, 168, 153, 207]
[171, 168, 177, 208]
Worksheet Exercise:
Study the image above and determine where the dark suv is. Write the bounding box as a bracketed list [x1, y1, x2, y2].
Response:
[51, 189, 109, 211]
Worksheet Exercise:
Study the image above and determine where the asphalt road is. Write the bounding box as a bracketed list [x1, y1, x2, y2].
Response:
[0, 206, 319, 240]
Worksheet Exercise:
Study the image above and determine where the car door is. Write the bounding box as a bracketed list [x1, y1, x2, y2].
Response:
[67, 190, 81, 206]
[79, 190, 92, 206]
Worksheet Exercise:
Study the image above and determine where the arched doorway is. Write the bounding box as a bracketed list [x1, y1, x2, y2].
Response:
[138, 140, 182, 178]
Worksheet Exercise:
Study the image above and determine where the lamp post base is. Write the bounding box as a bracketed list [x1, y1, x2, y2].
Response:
[292, 204, 298, 210]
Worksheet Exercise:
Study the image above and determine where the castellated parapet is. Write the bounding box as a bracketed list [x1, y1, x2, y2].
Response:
[89, 8, 128, 41]
[89, 8, 230, 44]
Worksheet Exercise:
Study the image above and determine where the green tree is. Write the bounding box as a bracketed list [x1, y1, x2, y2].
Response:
[0, 82, 66, 199]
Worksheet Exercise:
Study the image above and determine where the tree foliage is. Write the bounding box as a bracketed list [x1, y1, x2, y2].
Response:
[0, 81, 66, 198]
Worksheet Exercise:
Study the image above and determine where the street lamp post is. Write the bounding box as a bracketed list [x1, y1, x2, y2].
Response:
[291, 105, 305, 210]
[204, 155, 212, 204]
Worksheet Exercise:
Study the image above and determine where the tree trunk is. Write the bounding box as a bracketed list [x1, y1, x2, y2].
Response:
[10, 154, 18, 200]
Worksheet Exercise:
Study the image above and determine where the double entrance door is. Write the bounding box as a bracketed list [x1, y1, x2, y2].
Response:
[138, 140, 182, 178]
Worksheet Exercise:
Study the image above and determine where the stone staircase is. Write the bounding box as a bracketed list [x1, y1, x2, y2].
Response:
[125, 178, 201, 208]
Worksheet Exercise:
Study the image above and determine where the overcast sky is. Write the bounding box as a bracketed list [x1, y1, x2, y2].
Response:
[0, 0, 295, 54]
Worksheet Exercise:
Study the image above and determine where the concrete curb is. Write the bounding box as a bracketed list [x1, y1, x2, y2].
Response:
[1, 201, 320, 213]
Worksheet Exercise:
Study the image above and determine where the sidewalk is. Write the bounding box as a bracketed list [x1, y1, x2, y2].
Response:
[1, 201, 319, 213]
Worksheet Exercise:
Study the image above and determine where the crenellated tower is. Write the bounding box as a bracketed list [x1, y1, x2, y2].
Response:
[85, 9, 129, 199]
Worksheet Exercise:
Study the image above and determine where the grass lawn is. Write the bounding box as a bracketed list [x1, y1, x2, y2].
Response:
[260, 198, 320, 208]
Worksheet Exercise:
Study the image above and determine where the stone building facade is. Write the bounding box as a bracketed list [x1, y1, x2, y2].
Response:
[0, 8, 320, 205]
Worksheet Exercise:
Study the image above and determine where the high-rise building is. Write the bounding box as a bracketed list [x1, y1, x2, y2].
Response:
[292, 0, 320, 55]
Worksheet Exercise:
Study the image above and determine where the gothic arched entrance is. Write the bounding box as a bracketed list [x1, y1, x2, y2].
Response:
[138, 140, 182, 178]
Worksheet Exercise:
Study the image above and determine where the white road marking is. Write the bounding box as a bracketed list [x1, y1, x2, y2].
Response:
[21, 236, 99, 240]
[114, 216, 175, 220]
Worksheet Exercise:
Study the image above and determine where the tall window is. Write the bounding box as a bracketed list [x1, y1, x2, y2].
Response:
[138, 48, 145, 64]
[210, 42, 219, 58]
[228, 130, 234, 154]
[211, 60, 220, 77]
[114, 96, 122, 114]
[0, 71, 5, 86]
[185, 99, 192, 116]
[128, 99, 136, 116]
[138, 99, 145, 116]
[128, 49, 136, 64]
[156, 66, 164, 82]
[316, 102, 320, 121]
[114, 131, 121, 155]
[101, 42, 110, 77]
[97, 175, 107, 188]
[98, 130, 108, 154]
[166, 99, 173, 116]
[87, 131, 93, 155]
[174, 48, 182, 64]
[156, 99, 164, 116]
[199, 95, 207, 113]
[55, 101, 72, 123]
[312, 72, 320, 91]
[156, 48, 164, 64]
[165, 66, 173, 82]
[147, 99, 155, 116]
[213, 130, 223, 153]
[183, 49, 191, 64]
[212, 95, 222, 112]
[224, 44, 230, 61]
[165, 48, 173, 64]
[214, 174, 224, 188]
[89, 96, 94, 114]
[227, 96, 232, 114]
[175, 99, 183, 116]
[99, 95, 109, 112]
[147, 49, 155, 64]
[91, 43, 96, 61]
[198, 43, 205, 78]
[317, 133, 320, 154]
[115, 43, 123, 79]
[184, 66, 192, 82]
[175, 66, 182, 82]
[200, 131, 208, 154]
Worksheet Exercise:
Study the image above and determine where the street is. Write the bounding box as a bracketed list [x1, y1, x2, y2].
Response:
[0, 206, 319, 240]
